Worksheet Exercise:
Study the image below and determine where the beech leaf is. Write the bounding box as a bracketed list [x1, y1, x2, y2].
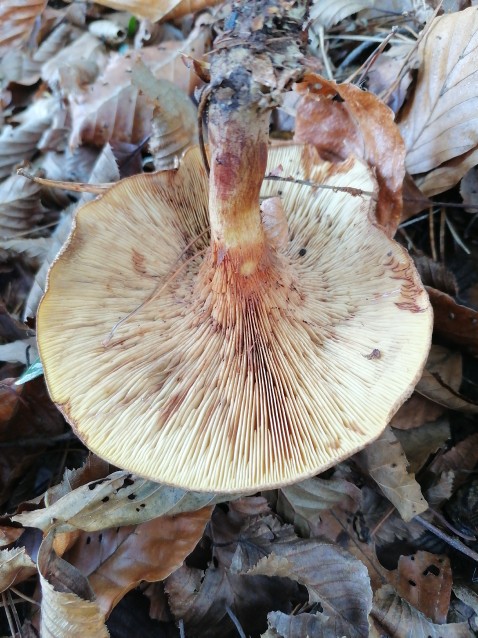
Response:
[390, 552, 452, 623]
[398, 7, 478, 196]
[357, 427, 428, 521]
[247, 540, 372, 638]
[416, 346, 478, 413]
[63, 507, 212, 616]
[38, 532, 109, 638]
[372, 585, 470, 638]
[13, 470, 231, 532]
[310, 0, 376, 28]
[294, 75, 405, 236]
[278, 476, 361, 536]
[0, 0, 47, 55]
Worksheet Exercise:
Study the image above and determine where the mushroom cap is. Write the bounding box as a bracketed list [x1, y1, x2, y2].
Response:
[37, 145, 432, 492]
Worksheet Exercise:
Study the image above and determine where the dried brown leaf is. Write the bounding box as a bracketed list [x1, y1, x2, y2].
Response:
[372, 584, 470, 637]
[416, 346, 478, 413]
[0, 547, 36, 592]
[0, 173, 47, 238]
[130, 60, 198, 170]
[357, 427, 428, 521]
[390, 552, 452, 623]
[430, 433, 478, 477]
[166, 502, 303, 637]
[38, 532, 109, 638]
[277, 476, 361, 536]
[41, 32, 106, 91]
[427, 287, 478, 355]
[398, 7, 478, 196]
[414, 255, 458, 296]
[460, 165, 478, 212]
[0, 22, 78, 86]
[0, 0, 47, 55]
[392, 418, 450, 474]
[247, 540, 372, 638]
[294, 75, 405, 236]
[0, 97, 55, 180]
[390, 393, 446, 430]
[63, 507, 212, 616]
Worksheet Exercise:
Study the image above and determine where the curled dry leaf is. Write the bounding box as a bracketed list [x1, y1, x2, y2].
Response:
[416, 346, 478, 413]
[247, 540, 372, 638]
[63, 507, 212, 616]
[13, 471, 230, 533]
[390, 552, 452, 623]
[294, 75, 405, 236]
[398, 7, 478, 197]
[0, 547, 36, 592]
[372, 584, 470, 638]
[357, 427, 428, 521]
[38, 532, 109, 638]
[0, 0, 47, 55]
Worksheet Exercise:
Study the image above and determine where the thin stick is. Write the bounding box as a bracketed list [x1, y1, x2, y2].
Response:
[346, 27, 398, 85]
[7, 591, 22, 637]
[429, 206, 437, 262]
[264, 174, 376, 200]
[414, 515, 478, 563]
[104, 230, 210, 345]
[2, 592, 17, 637]
[439, 208, 446, 262]
[10, 588, 40, 607]
[17, 169, 112, 195]
[226, 606, 247, 638]
[198, 85, 212, 176]
[318, 25, 334, 80]
[446, 216, 471, 255]
[179, 619, 186, 638]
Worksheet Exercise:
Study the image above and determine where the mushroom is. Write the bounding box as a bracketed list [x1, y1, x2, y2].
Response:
[37, 142, 432, 492]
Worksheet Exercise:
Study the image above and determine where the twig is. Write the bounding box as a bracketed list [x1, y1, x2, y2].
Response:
[2, 592, 17, 638]
[226, 606, 247, 638]
[446, 215, 471, 255]
[179, 619, 186, 638]
[346, 27, 398, 85]
[17, 169, 112, 195]
[429, 206, 437, 262]
[414, 515, 478, 563]
[10, 588, 40, 607]
[317, 25, 334, 80]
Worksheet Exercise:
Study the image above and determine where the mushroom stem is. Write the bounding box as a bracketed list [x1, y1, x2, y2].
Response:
[208, 97, 269, 274]
[205, 0, 308, 274]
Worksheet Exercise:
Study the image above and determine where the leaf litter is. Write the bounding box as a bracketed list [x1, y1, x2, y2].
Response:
[1, 1, 478, 637]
